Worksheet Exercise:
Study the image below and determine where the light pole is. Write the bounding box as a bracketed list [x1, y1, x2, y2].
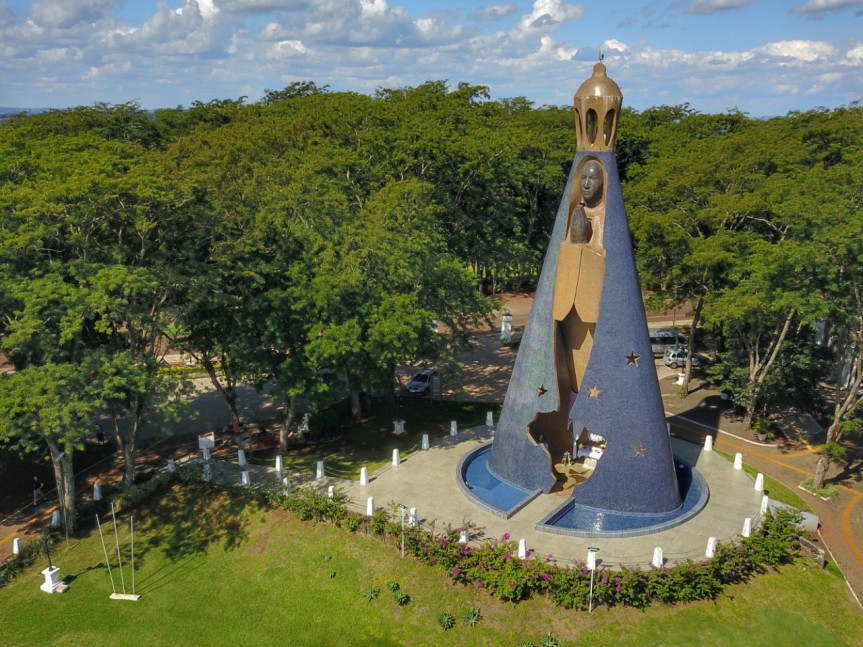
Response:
[397, 504, 407, 558]
[587, 547, 600, 614]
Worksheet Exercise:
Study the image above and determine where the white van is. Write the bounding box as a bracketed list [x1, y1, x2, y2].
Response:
[648, 328, 686, 357]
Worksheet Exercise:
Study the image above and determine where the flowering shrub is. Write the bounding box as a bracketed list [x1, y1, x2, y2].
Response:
[119, 465, 803, 612]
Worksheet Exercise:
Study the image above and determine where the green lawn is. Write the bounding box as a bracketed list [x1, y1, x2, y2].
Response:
[2, 485, 861, 647]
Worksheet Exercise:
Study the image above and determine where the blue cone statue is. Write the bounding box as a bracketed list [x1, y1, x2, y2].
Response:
[487, 63, 681, 514]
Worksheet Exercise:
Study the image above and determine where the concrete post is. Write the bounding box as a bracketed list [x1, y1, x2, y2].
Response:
[275, 455, 283, 475]
[486, 411, 494, 427]
[421, 434, 430, 450]
[754, 473, 764, 491]
[459, 530, 468, 544]
[518, 538, 527, 559]
[652, 547, 663, 567]
[360, 466, 369, 486]
[167, 458, 176, 472]
[241, 470, 250, 486]
[202, 445, 211, 462]
[450, 420, 458, 436]
[706, 537, 717, 558]
[760, 494, 769, 514]
[51, 510, 61, 527]
[12, 538, 21, 555]
[366, 497, 375, 517]
[237, 449, 246, 468]
[408, 507, 418, 526]
[742, 517, 752, 537]
[327, 485, 334, 498]
[703, 435, 713, 452]
[316, 460, 325, 479]
[392, 449, 400, 466]
[93, 482, 102, 502]
[733, 453, 743, 470]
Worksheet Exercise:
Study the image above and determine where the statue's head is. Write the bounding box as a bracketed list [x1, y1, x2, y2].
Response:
[580, 160, 604, 207]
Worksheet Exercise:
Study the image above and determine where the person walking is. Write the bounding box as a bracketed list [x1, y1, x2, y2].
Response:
[32, 476, 44, 507]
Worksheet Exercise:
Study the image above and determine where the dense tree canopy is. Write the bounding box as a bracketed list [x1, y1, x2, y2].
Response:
[1, 83, 862, 511]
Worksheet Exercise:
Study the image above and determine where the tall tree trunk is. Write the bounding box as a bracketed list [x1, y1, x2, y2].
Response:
[811, 454, 829, 491]
[681, 296, 704, 395]
[346, 372, 363, 420]
[279, 394, 296, 454]
[46, 438, 76, 533]
[744, 307, 796, 428]
[202, 356, 241, 429]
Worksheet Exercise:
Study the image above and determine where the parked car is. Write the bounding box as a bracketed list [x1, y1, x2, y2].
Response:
[648, 328, 687, 356]
[405, 369, 439, 395]
[663, 347, 707, 369]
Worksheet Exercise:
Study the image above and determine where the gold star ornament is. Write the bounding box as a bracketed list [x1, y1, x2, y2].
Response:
[587, 385, 601, 399]
[633, 442, 646, 457]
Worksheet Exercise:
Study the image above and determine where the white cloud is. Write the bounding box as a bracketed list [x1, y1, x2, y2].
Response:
[105, 0, 229, 56]
[216, 0, 307, 14]
[846, 44, 863, 64]
[514, 0, 585, 36]
[472, 4, 519, 21]
[30, 0, 120, 29]
[753, 40, 837, 63]
[684, 0, 754, 14]
[790, 0, 863, 14]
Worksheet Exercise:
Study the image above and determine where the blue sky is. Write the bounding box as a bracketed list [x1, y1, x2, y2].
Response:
[1, 0, 862, 115]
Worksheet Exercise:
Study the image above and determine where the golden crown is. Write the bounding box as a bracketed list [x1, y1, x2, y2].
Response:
[573, 63, 623, 152]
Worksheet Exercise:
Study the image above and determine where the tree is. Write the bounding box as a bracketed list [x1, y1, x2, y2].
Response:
[0, 363, 95, 532]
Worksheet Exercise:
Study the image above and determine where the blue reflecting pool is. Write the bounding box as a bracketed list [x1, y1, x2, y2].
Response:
[458, 442, 709, 537]
[457, 444, 540, 518]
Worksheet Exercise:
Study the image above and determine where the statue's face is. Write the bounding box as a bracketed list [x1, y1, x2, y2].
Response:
[580, 161, 603, 206]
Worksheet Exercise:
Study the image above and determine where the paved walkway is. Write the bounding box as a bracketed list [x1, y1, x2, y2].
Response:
[306, 427, 764, 569]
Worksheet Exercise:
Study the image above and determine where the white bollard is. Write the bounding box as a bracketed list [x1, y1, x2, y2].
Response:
[282, 476, 289, 488]
[275, 455, 283, 475]
[760, 494, 769, 514]
[167, 458, 176, 472]
[316, 460, 325, 479]
[202, 445, 211, 462]
[203, 463, 212, 482]
[93, 482, 102, 502]
[327, 485, 334, 499]
[408, 507, 418, 526]
[706, 537, 717, 558]
[12, 538, 21, 555]
[241, 470, 250, 486]
[459, 529, 469, 544]
[450, 420, 458, 436]
[366, 497, 375, 517]
[703, 435, 713, 452]
[392, 449, 400, 466]
[518, 538, 527, 559]
[652, 547, 663, 567]
[486, 411, 494, 427]
[742, 517, 752, 537]
[51, 510, 61, 527]
[393, 419, 406, 435]
[733, 453, 743, 470]
[754, 473, 764, 491]
[237, 449, 246, 468]
[421, 434, 430, 450]
[360, 466, 369, 486]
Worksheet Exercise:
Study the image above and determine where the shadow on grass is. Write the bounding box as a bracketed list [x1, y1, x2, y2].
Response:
[134, 552, 207, 594]
[135, 486, 257, 563]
